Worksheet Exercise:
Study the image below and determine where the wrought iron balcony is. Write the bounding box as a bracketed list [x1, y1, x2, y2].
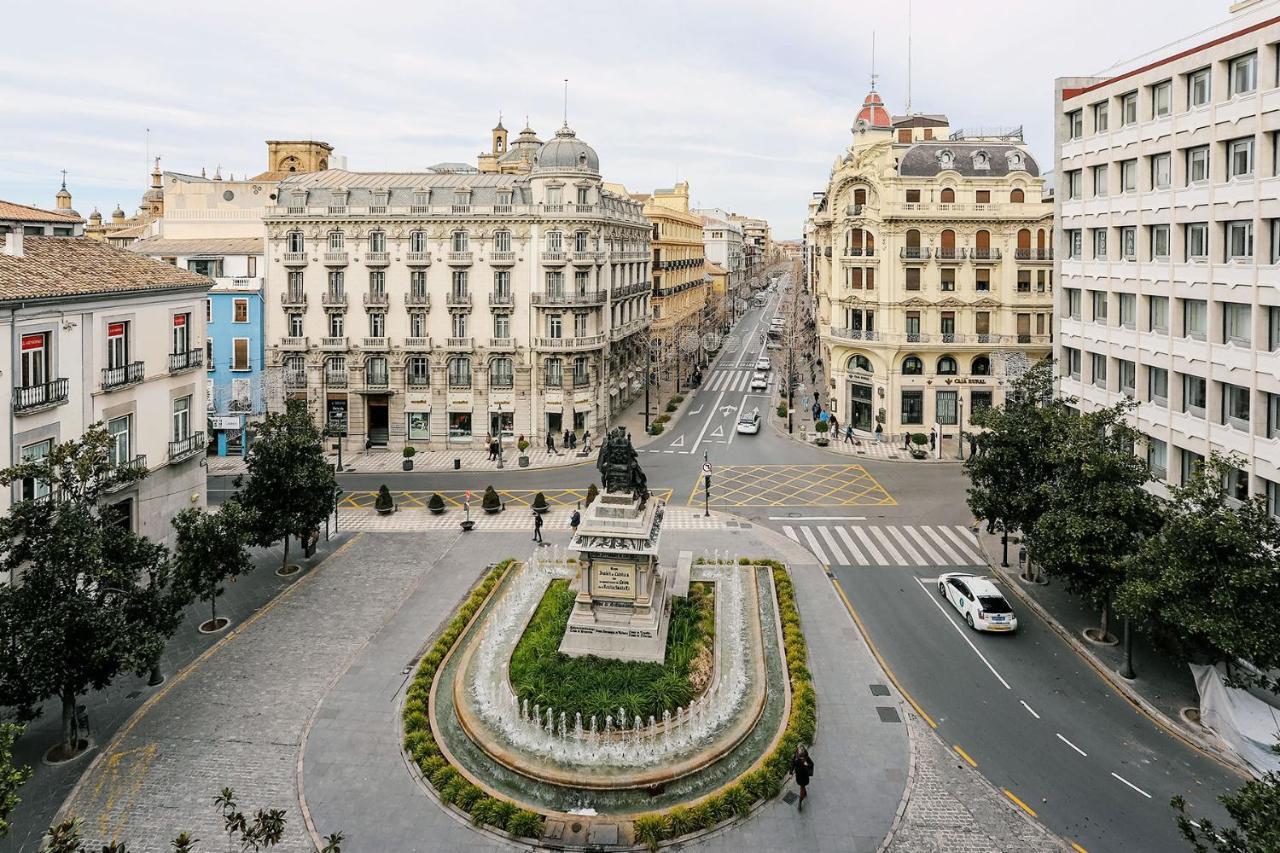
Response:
[935, 248, 967, 261]
[101, 361, 145, 390]
[446, 292, 472, 308]
[900, 247, 931, 260]
[280, 290, 307, 307]
[407, 372, 430, 387]
[324, 370, 348, 388]
[489, 292, 514, 307]
[364, 371, 389, 389]
[283, 372, 307, 389]
[322, 291, 347, 307]
[168, 431, 205, 463]
[404, 291, 431, 308]
[971, 248, 1003, 261]
[1014, 248, 1053, 261]
[530, 290, 607, 306]
[169, 349, 203, 373]
[363, 292, 389, 307]
[13, 378, 69, 413]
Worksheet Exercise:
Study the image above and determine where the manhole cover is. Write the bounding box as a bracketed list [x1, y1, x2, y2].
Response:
[876, 706, 901, 723]
[869, 684, 890, 696]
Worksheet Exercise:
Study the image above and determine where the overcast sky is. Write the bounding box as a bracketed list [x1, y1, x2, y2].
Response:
[3, 0, 1230, 239]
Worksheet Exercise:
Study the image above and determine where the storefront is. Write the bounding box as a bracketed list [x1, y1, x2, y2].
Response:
[405, 392, 431, 445]
[209, 414, 245, 457]
[573, 391, 593, 435]
[325, 396, 349, 436]
[447, 392, 473, 444]
[848, 382, 873, 432]
[544, 391, 563, 438]
[488, 391, 515, 440]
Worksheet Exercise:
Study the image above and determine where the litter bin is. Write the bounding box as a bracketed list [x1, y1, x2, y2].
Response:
[454, 458, 461, 470]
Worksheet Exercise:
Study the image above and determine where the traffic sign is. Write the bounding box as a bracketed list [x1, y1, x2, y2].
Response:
[701, 461, 713, 474]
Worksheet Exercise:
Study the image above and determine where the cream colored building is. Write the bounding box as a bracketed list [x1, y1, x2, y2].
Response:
[263, 123, 652, 451]
[0, 202, 210, 544]
[809, 88, 1054, 436]
[637, 183, 708, 380]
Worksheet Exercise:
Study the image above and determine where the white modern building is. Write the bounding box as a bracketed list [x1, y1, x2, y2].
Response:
[1055, 0, 1280, 509]
[0, 201, 211, 543]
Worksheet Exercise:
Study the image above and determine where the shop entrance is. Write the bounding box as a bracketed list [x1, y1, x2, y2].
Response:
[850, 382, 873, 432]
[546, 412, 563, 438]
[367, 397, 389, 446]
[573, 411, 587, 433]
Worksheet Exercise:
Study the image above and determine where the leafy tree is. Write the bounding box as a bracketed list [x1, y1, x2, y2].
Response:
[965, 359, 1069, 549]
[1118, 454, 1280, 693]
[1028, 401, 1160, 639]
[0, 723, 30, 838]
[238, 399, 338, 571]
[0, 426, 181, 757]
[1173, 756, 1280, 853]
[172, 502, 254, 631]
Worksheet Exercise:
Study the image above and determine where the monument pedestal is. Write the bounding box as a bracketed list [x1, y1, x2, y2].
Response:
[559, 492, 673, 664]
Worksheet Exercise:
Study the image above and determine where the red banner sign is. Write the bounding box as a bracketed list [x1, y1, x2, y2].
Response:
[20, 334, 45, 352]
[107, 322, 125, 337]
[173, 314, 187, 327]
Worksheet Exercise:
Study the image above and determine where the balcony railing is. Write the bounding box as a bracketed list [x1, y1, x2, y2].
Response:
[1014, 248, 1053, 261]
[324, 370, 348, 388]
[281, 291, 307, 307]
[489, 337, 515, 350]
[362, 337, 389, 350]
[843, 248, 874, 257]
[447, 251, 473, 265]
[489, 292, 514, 307]
[490, 373, 514, 389]
[447, 376, 472, 389]
[533, 334, 606, 351]
[541, 251, 567, 264]
[323, 252, 348, 266]
[283, 252, 308, 265]
[543, 373, 563, 388]
[614, 281, 653, 299]
[407, 373, 430, 387]
[13, 378, 69, 413]
[935, 248, 966, 261]
[406, 252, 431, 266]
[322, 291, 347, 307]
[830, 328, 879, 342]
[446, 337, 473, 350]
[573, 374, 591, 388]
[490, 251, 516, 265]
[102, 361, 145, 390]
[403, 336, 431, 350]
[405, 291, 431, 308]
[531, 290, 607, 306]
[168, 431, 205, 463]
[280, 336, 308, 350]
[169, 349, 204, 373]
[365, 252, 390, 265]
[284, 371, 307, 389]
[572, 251, 603, 264]
[320, 337, 348, 350]
[364, 372, 389, 389]
[971, 248, 1002, 261]
[446, 292, 472, 308]
[574, 203, 595, 214]
[363, 292, 389, 307]
[900, 247, 931, 260]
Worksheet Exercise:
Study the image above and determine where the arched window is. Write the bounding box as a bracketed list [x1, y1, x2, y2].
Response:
[1036, 228, 1047, 250]
[938, 356, 958, 375]
[1010, 188, 1025, 203]
[1017, 229, 1031, 250]
[905, 229, 921, 248]
[286, 230, 304, 253]
[940, 229, 956, 249]
[327, 230, 344, 251]
[490, 356, 514, 388]
[409, 230, 427, 253]
[850, 228, 875, 256]
[451, 231, 469, 252]
[854, 188, 867, 206]
[940, 187, 956, 203]
[902, 356, 923, 375]
[849, 354, 873, 373]
[447, 356, 471, 387]
[324, 355, 345, 380]
[972, 356, 991, 376]
[368, 230, 386, 253]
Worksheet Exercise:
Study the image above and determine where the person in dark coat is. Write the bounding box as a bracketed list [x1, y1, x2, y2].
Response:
[532, 511, 544, 543]
[790, 745, 815, 810]
[929, 428, 937, 451]
[546, 433, 557, 455]
[570, 508, 581, 537]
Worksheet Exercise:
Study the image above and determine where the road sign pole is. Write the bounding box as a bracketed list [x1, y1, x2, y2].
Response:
[704, 474, 711, 517]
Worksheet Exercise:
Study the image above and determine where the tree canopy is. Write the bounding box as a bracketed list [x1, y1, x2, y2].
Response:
[172, 502, 255, 630]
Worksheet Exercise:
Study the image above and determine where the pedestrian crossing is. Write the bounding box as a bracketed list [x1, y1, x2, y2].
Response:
[702, 369, 769, 393]
[781, 523, 984, 568]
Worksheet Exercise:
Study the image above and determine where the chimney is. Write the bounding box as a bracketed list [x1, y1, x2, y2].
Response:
[2, 226, 23, 258]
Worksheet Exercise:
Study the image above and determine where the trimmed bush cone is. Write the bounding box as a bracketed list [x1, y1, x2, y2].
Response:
[532, 491, 548, 512]
[428, 493, 445, 513]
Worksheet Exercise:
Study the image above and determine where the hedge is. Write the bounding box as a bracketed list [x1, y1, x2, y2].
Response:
[401, 559, 545, 840]
[630, 558, 815, 850]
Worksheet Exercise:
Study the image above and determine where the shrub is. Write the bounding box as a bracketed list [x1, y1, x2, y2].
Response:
[671, 393, 684, 403]
[910, 432, 928, 446]
[505, 809, 543, 839]
[634, 814, 667, 851]
[517, 438, 529, 453]
[403, 445, 417, 458]
[404, 710, 429, 733]
[654, 414, 670, 425]
[649, 422, 665, 435]
[776, 403, 787, 418]
[585, 483, 599, 506]
[488, 799, 517, 831]
[665, 400, 678, 413]
[454, 783, 483, 811]
[531, 491, 548, 510]
[814, 420, 829, 434]
[482, 485, 500, 510]
[470, 796, 500, 827]
[427, 492, 445, 511]
[430, 765, 459, 790]
[374, 484, 393, 512]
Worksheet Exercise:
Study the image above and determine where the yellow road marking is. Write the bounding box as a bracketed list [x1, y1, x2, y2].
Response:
[1003, 788, 1038, 818]
[1071, 843, 1089, 853]
[831, 577, 937, 729]
[688, 463, 896, 507]
[953, 745, 978, 767]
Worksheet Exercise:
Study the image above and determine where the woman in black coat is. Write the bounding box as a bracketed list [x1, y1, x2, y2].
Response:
[790, 744, 815, 810]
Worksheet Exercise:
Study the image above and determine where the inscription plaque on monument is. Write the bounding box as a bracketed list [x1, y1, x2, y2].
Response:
[591, 562, 636, 600]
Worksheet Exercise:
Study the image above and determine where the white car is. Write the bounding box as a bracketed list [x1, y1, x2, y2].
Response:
[750, 372, 769, 391]
[765, 339, 782, 350]
[736, 409, 761, 434]
[938, 573, 1018, 633]
[755, 357, 772, 371]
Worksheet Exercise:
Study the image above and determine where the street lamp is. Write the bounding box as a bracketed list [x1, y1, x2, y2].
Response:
[495, 401, 505, 469]
[1119, 617, 1136, 679]
[958, 398, 965, 461]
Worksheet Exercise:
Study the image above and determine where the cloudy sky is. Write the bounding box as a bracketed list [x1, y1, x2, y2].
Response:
[4, 0, 1229, 238]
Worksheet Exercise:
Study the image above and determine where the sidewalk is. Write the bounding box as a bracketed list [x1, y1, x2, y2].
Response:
[206, 444, 595, 477]
[771, 403, 963, 463]
[972, 526, 1252, 777]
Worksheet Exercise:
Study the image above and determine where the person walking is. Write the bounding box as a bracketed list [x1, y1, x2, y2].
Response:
[829, 415, 839, 438]
[790, 745, 815, 811]
[582, 429, 591, 452]
[546, 433, 557, 455]
[563, 428, 571, 449]
[570, 508, 581, 537]
[929, 428, 937, 452]
[874, 422, 883, 443]
[845, 423, 854, 444]
[485, 434, 495, 461]
[532, 510, 544, 544]
[903, 432, 911, 450]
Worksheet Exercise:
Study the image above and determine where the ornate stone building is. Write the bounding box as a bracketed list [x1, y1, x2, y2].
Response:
[809, 88, 1054, 437]
[262, 123, 652, 452]
[636, 182, 707, 382]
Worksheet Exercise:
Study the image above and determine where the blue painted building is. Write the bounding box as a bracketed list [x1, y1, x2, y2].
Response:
[204, 274, 266, 456]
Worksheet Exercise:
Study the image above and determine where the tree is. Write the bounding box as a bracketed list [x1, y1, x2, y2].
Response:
[0, 426, 182, 758]
[1028, 402, 1161, 639]
[238, 399, 338, 572]
[965, 359, 1069, 554]
[172, 502, 255, 632]
[1173, 756, 1280, 853]
[0, 724, 31, 839]
[1118, 454, 1280, 694]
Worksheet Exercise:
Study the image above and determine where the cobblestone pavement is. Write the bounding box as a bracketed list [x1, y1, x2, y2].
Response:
[337, 504, 735, 533]
[205, 445, 593, 477]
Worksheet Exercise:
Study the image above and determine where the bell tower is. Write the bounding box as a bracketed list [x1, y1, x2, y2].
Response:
[265, 140, 334, 174]
[492, 117, 508, 155]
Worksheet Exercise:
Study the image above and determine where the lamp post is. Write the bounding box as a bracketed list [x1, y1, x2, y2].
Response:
[958, 398, 965, 461]
[1119, 617, 1136, 679]
[496, 401, 504, 469]
[702, 460, 712, 518]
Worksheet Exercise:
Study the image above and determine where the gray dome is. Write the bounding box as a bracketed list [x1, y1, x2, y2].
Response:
[533, 125, 600, 174]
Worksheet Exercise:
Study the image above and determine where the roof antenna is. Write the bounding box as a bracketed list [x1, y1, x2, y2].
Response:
[870, 31, 878, 91]
[563, 78, 569, 126]
[145, 127, 151, 176]
[906, 0, 914, 114]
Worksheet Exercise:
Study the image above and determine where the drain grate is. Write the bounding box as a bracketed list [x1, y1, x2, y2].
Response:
[782, 790, 799, 804]
[876, 706, 901, 723]
[868, 683, 890, 696]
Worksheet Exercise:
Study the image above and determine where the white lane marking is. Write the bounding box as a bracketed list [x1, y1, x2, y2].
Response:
[1057, 733, 1088, 757]
[689, 405, 703, 415]
[799, 526, 830, 564]
[1110, 772, 1152, 799]
[817, 526, 848, 564]
[782, 525, 800, 544]
[663, 450, 675, 454]
[904, 526, 947, 564]
[692, 389, 726, 451]
[922, 526, 967, 565]
[767, 516, 867, 521]
[710, 425, 725, 438]
[868, 527, 906, 564]
[727, 393, 747, 447]
[913, 577, 1012, 690]
[848, 526, 885, 564]
[835, 526, 870, 565]
[937, 525, 985, 564]
[886, 526, 929, 566]
[1020, 700, 1041, 719]
[669, 435, 685, 447]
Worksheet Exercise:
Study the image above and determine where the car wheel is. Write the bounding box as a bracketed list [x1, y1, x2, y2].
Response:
[938, 581, 946, 597]
[965, 613, 975, 630]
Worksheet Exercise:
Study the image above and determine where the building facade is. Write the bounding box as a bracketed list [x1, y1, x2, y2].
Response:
[696, 209, 746, 330]
[1055, 0, 1280, 507]
[262, 123, 652, 452]
[640, 183, 708, 382]
[0, 204, 210, 544]
[809, 88, 1054, 436]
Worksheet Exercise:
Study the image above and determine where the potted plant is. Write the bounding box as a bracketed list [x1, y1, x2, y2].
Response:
[402, 445, 416, 471]
[813, 419, 830, 446]
[531, 492, 549, 514]
[777, 402, 788, 419]
[427, 492, 446, 515]
[517, 436, 530, 468]
[585, 483, 599, 506]
[665, 399, 678, 413]
[909, 433, 929, 459]
[481, 485, 502, 514]
[375, 484, 395, 515]
[649, 422, 665, 435]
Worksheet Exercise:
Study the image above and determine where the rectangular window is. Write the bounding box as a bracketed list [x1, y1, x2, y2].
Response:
[574, 314, 587, 337]
[905, 189, 921, 203]
[1223, 303, 1251, 345]
[905, 311, 921, 340]
[329, 312, 344, 337]
[494, 313, 510, 338]
[1120, 226, 1136, 260]
[1188, 146, 1210, 183]
[1183, 373, 1207, 413]
[975, 269, 990, 291]
[975, 190, 991, 203]
[1067, 110, 1083, 139]
[172, 312, 190, 355]
[108, 415, 131, 466]
[1149, 366, 1169, 404]
[975, 312, 991, 336]
[20, 439, 51, 501]
[1227, 221, 1253, 260]
[1065, 347, 1082, 380]
[107, 321, 129, 369]
[1149, 295, 1169, 332]
[1091, 353, 1108, 388]
[451, 313, 467, 338]
[232, 338, 249, 371]
[1184, 299, 1207, 339]
[1092, 290, 1109, 322]
[1186, 223, 1209, 259]
[1120, 159, 1137, 192]
[369, 312, 385, 337]
[1152, 80, 1172, 117]
[1093, 101, 1109, 133]
[1180, 447, 1205, 485]
[1092, 228, 1108, 259]
[901, 390, 924, 425]
[1151, 224, 1170, 259]
[410, 312, 426, 337]
[289, 313, 303, 337]
[172, 395, 191, 441]
[1188, 67, 1211, 108]
[1067, 170, 1083, 199]
[1066, 288, 1082, 320]
[1121, 91, 1138, 125]
[1230, 52, 1257, 97]
[1147, 437, 1168, 479]
[19, 331, 49, 387]
[1119, 360, 1137, 397]
[1119, 293, 1136, 328]
[1067, 229, 1083, 259]
[233, 299, 248, 323]
[1229, 137, 1255, 178]
[1222, 382, 1251, 429]
[1017, 270, 1031, 293]
[1092, 164, 1109, 196]
[548, 314, 563, 338]
[1152, 153, 1171, 189]
[1269, 393, 1280, 438]
[905, 267, 921, 291]
[936, 390, 958, 425]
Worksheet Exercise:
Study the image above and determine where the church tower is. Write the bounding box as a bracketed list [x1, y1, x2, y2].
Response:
[54, 172, 76, 215]
[492, 117, 508, 156]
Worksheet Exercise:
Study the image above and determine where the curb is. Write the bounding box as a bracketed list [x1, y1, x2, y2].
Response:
[764, 413, 961, 465]
[973, 533, 1255, 781]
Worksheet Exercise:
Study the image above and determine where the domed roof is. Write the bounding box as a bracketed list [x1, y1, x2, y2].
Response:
[55, 186, 71, 200]
[89, 207, 102, 222]
[854, 90, 892, 131]
[533, 124, 599, 174]
[111, 204, 126, 220]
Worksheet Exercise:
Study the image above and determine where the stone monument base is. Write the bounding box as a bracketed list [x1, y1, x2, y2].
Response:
[559, 572, 672, 663]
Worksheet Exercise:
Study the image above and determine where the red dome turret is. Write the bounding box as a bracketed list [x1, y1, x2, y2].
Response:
[854, 90, 892, 132]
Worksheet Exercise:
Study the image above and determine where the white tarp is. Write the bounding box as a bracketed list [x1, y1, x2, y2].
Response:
[1192, 663, 1280, 775]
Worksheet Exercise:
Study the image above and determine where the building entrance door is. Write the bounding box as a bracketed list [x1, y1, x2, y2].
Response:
[850, 382, 873, 432]
[367, 398, 389, 446]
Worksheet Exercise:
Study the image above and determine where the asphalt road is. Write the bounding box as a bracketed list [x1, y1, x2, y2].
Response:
[206, 273, 1243, 852]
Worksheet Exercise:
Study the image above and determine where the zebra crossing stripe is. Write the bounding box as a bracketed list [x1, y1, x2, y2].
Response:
[782, 525, 800, 544]
[938, 525, 984, 564]
[868, 527, 906, 564]
[922, 526, 965, 564]
[849, 526, 885, 564]
[886, 527, 929, 566]
[800, 526, 830, 564]
[817, 526, 847, 564]
[905, 526, 947, 564]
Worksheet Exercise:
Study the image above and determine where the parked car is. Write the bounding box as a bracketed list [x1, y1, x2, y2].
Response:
[750, 372, 769, 392]
[937, 573, 1018, 632]
[755, 357, 772, 371]
[736, 409, 761, 434]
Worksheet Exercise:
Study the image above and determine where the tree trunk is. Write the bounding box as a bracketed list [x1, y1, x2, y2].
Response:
[1099, 595, 1111, 639]
[281, 533, 290, 571]
[61, 688, 78, 755]
[209, 579, 217, 625]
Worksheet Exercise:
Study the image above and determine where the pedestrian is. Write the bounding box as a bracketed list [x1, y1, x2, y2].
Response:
[563, 428, 571, 449]
[532, 511, 543, 544]
[845, 424, 854, 444]
[485, 433, 495, 461]
[546, 433, 557, 455]
[929, 428, 937, 451]
[569, 431, 577, 450]
[790, 744, 815, 811]
[903, 432, 910, 450]
[490, 438, 498, 461]
[582, 429, 591, 451]
[570, 508, 581, 537]
[874, 422, 883, 443]
[829, 415, 838, 437]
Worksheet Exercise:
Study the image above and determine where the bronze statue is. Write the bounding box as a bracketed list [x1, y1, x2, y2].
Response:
[596, 427, 648, 503]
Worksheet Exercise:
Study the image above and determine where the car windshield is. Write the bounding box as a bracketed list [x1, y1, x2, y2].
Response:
[978, 596, 1012, 614]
